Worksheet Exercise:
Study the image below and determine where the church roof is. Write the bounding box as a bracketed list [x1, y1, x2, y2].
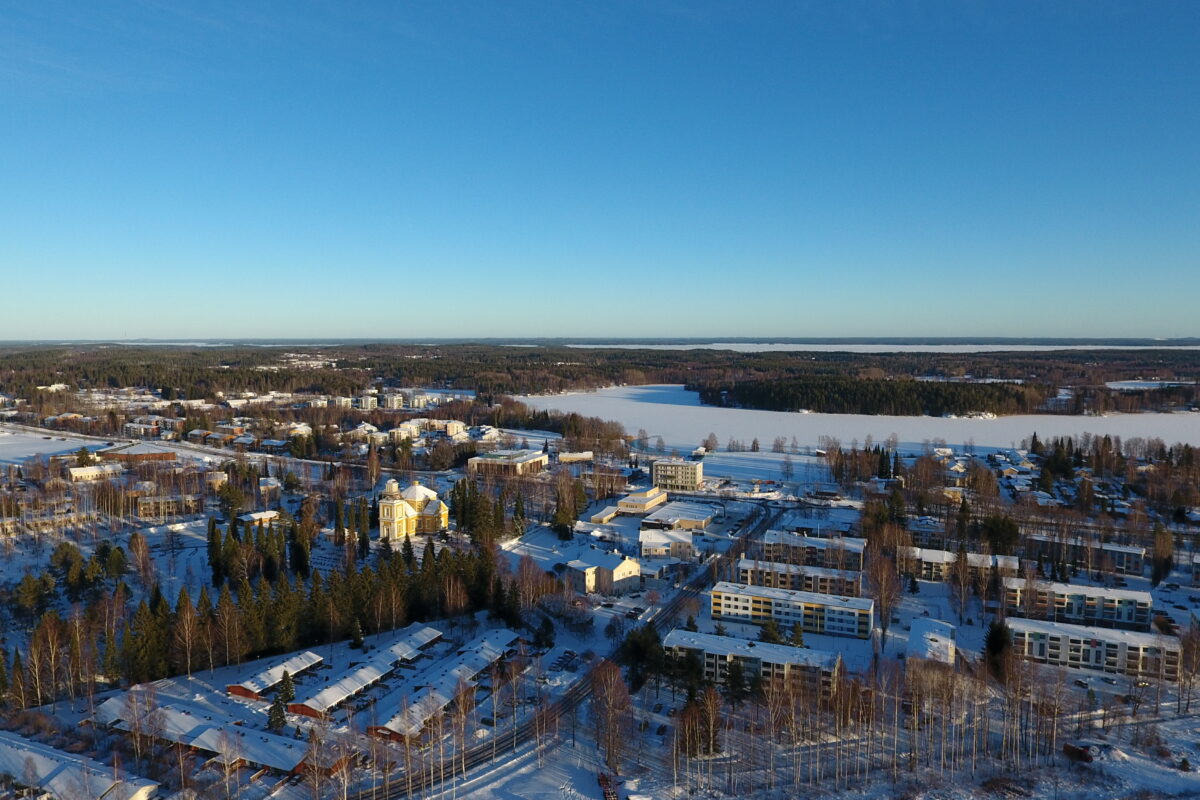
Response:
[401, 480, 439, 502]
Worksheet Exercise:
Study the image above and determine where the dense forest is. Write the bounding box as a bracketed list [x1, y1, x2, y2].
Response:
[0, 343, 1196, 416]
[691, 376, 1045, 416]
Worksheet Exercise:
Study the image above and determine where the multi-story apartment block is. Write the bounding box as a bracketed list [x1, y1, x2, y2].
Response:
[737, 558, 860, 597]
[710, 582, 874, 639]
[1007, 618, 1179, 681]
[1024, 533, 1145, 576]
[898, 547, 1019, 582]
[651, 458, 703, 492]
[1002, 577, 1153, 630]
[663, 629, 842, 698]
[757, 530, 866, 572]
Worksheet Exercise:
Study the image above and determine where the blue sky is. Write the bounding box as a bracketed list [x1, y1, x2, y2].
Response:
[2, 1, 1197, 339]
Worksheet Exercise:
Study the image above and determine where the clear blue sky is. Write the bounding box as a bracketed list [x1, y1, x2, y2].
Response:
[2, 2, 1198, 339]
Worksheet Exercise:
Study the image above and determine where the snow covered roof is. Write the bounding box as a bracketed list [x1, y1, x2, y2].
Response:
[712, 581, 875, 612]
[376, 629, 517, 737]
[643, 501, 715, 526]
[1025, 533, 1145, 556]
[232, 651, 323, 696]
[96, 693, 308, 773]
[639, 528, 693, 546]
[378, 625, 442, 663]
[401, 480, 439, 502]
[0, 730, 158, 800]
[294, 662, 389, 715]
[737, 558, 858, 581]
[1002, 576, 1153, 604]
[293, 624, 442, 714]
[663, 629, 841, 670]
[1006, 617, 1179, 650]
[902, 546, 956, 564]
[761, 530, 867, 553]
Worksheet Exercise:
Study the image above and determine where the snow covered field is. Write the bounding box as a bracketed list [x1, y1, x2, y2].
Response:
[517, 385, 1200, 451]
[0, 426, 110, 465]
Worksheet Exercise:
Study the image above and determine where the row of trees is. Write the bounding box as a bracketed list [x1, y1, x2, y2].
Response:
[693, 376, 1046, 416]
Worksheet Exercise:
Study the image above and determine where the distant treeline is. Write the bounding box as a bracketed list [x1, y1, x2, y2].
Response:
[690, 377, 1046, 416]
[0, 343, 1195, 416]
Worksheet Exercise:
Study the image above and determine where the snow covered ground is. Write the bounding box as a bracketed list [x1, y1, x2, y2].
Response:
[517, 385, 1200, 451]
[0, 425, 111, 465]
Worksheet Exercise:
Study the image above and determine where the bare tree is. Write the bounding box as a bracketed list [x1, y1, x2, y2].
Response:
[866, 553, 902, 650]
[590, 659, 632, 771]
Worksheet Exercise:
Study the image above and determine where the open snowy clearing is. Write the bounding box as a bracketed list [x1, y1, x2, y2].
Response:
[0, 425, 111, 465]
[516, 385, 1200, 451]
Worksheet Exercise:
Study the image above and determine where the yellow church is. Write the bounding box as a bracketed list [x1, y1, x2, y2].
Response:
[378, 478, 449, 540]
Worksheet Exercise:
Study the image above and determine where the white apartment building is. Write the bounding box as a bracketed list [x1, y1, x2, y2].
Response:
[710, 581, 875, 639]
[1007, 617, 1179, 681]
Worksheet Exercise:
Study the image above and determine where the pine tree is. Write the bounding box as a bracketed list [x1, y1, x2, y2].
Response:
[789, 622, 805, 647]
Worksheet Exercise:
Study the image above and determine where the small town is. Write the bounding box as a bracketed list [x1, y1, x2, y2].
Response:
[0, 362, 1198, 800]
[4, 3, 1199, 799]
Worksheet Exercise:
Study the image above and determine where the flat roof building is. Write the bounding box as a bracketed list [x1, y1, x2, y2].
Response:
[711, 581, 875, 639]
[642, 500, 715, 530]
[737, 558, 861, 597]
[758, 530, 866, 572]
[651, 458, 703, 492]
[466, 449, 549, 477]
[1007, 617, 1179, 681]
[1002, 577, 1153, 631]
[664, 629, 842, 698]
[617, 486, 668, 514]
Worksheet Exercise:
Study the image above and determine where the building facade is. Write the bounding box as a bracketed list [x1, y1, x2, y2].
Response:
[1007, 618, 1179, 681]
[466, 450, 549, 477]
[651, 458, 703, 491]
[378, 479, 449, 539]
[663, 629, 842, 699]
[757, 530, 866, 572]
[1002, 577, 1153, 630]
[710, 581, 874, 639]
[737, 558, 861, 597]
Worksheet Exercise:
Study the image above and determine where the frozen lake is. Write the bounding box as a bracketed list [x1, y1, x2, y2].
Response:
[517, 385, 1200, 451]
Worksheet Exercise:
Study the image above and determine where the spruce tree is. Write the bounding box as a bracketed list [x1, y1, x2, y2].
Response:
[268, 695, 287, 731]
[278, 670, 296, 703]
[0, 648, 9, 704]
[758, 618, 783, 644]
